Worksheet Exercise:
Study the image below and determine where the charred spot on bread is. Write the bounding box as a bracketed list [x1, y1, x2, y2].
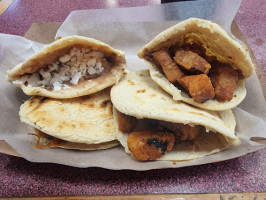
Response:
[137, 89, 146, 93]
[39, 97, 48, 104]
[100, 99, 111, 108]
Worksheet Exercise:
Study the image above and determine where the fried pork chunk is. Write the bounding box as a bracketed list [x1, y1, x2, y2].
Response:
[174, 50, 211, 74]
[179, 74, 215, 103]
[152, 49, 184, 83]
[127, 131, 175, 161]
[150, 43, 242, 104]
[117, 111, 138, 133]
[158, 121, 200, 140]
[209, 65, 239, 101]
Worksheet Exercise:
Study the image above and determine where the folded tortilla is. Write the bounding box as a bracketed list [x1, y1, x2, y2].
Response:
[7, 36, 126, 99]
[137, 18, 254, 111]
[31, 129, 119, 150]
[111, 70, 240, 161]
[19, 87, 119, 150]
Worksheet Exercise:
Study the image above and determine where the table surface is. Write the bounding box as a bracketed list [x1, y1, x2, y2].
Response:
[0, 0, 265, 198]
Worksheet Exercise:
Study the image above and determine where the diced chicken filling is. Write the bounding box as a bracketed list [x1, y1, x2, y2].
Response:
[13, 47, 111, 91]
[209, 65, 239, 101]
[127, 130, 175, 161]
[152, 47, 240, 103]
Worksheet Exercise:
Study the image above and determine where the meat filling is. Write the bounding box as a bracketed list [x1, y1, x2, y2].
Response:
[158, 121, 200, 140]
[151, 45, 241, 103]
[209, 65, 239, 101]
[124, 116, 203, 161]
[174, 50, 211, 74]
[117, 111, 138, 133]
[127, 130, 175, 161]
[152, 49, 184, 83]
[179, 74, 215, 103]
[12, 47, 112, 91]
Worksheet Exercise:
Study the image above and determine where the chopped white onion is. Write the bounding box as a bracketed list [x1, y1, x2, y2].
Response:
[15, 47, 107, 91]
[59, 55, 71, 63]
[12, 80, 23, 85]
[53, 81, 62, 91]
[70, 72, 81, 85]
[88, 67, 97, 75]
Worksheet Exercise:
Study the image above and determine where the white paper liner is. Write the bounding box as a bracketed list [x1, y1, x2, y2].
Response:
[0, 0, 265, 170]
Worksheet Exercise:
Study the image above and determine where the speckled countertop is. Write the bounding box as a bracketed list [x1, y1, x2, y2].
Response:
[0, 0, 265, 197]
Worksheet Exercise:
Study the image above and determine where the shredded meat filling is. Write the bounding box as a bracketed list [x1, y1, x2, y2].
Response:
[209, 65, 239, 101]
[152, 49, 184, 83]
[127, 130, 175, 161]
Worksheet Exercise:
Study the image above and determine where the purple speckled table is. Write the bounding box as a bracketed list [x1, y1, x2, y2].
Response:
[0, 0, 265, 198]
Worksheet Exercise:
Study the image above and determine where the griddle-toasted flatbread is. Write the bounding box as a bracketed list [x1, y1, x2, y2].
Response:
[31, 129, 119, 150]
[19, 87, 119, 150]
[111, 70, 240, 161]
[138, 18, 254, 111]
[7, 36, 126, 99]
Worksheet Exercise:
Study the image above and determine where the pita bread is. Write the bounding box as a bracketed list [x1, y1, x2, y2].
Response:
[20, 87, 119, 149]
[137, 18, 254, 111]
[7, 36, 126, 99]
[111, 70, 240, 161]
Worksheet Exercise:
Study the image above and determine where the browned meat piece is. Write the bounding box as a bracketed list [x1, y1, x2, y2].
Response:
[127, 130, 175, 161]
[152, 49, 184, 83]
[209, 65, 239, 101]
[182, 43, 218, 64]
[158, 121, 200, 140]
[182, 43, 206, 58]
[179, 74, 215, 103]
[174, 50, 211, 74]
[178, 124, 201, 140]
[101, 58, 112, 72]
[117, 111, 138, 133]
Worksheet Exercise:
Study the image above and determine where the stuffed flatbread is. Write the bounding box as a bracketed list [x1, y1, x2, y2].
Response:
[111, 70, 240, 161]
[19, 87, 119, 150]
[137, 18, 254, 111]
[7, 36, 126, 99]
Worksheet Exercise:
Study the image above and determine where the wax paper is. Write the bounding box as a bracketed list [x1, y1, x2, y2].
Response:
[0, 0, 265, 170]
